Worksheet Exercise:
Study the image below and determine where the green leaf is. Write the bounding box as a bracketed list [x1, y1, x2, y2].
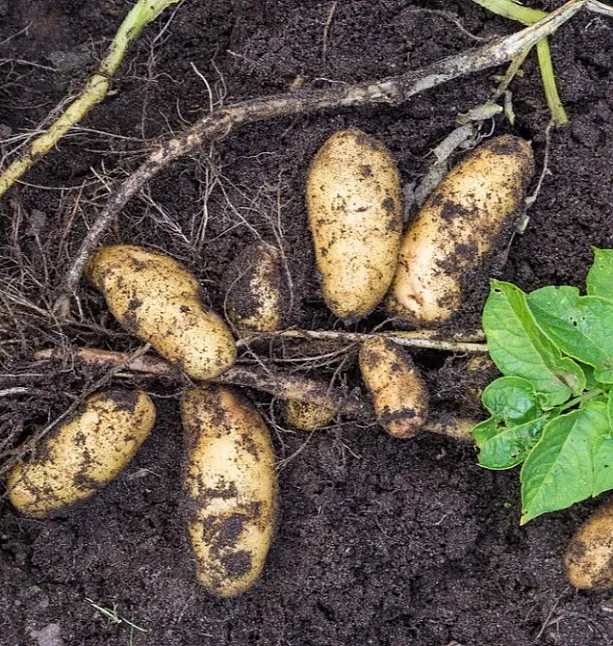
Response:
[483, 281, 585, 408]
[473, 377, 547, 469]
[587, 248, 613, 302]
[473, 415, 549, 470]
[608, 390, 613, 430]
[528, 287, 613, 383]
[481, 376, 540, 424]
[520, 401, 611, 524]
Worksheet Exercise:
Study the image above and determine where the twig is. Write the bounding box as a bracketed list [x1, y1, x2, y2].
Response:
[0, 0, 181, 198]
[54, 0, 588, 314]
[237, 328, 488, 353]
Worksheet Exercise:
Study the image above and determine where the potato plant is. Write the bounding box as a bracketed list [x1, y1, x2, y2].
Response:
[472, 249, 613, 524]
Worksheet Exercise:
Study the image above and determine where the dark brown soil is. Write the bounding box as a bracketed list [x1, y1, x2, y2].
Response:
[2, 1, 613, 644]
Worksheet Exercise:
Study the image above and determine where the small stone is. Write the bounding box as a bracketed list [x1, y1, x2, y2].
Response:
[29, 624, 64, 646]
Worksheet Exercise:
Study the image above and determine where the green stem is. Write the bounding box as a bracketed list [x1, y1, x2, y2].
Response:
[558, 388, 603, 413]
[473, 0, 569, 127]
[536, 38, 568, 126]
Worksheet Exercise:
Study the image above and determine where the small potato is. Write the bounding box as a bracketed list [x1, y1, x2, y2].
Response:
[388, 135, 534, 325]
[307, 129, 403, 320]
[87, 245, 236, 380]
[565, 500, 613, 590]
[359, 336, 429, 439]
[181, 386, 278, 597]
[283, 399, 335, 431]
[8, 390, 156, 518]
[223, 242, 289, 333]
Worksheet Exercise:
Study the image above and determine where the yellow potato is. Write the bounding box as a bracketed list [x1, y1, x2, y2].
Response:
[388, 135, 534, 325]
[181, 386, 278, 597]
[224, 242, 288, 333]
[8, 390, 156, 518]
[307, 129, 403, 319]
[283, 399, 335, 431]
[359, 336, 429, 438]
[87, 245, 236, 380]
[565, 500, 613, 590]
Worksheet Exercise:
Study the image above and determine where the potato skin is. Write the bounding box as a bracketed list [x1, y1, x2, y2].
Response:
[388, 135, 534, 325]
[181, 386, 278, 597]
[283, 399, 335, 431]
[565, 500, 613, 590]
[307, 129, 403, 320]
[359, 337, 429, 438]
[87, 245, 236, 380]
[8, 390, 156, 518]
[223, 242, 288, 333]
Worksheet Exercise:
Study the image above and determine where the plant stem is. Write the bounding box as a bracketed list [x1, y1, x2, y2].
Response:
[473, 0, 569, 126]
[0, 0, 181, 198]
[238, 328, 488, 353]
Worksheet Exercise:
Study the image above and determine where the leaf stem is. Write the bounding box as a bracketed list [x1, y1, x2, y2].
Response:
[558, 388, 603, 413]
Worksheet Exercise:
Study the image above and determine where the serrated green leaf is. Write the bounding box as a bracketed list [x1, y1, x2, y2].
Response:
[473, 414, 549, 470]
[587, 248, 613, 302]
[528, 287, 613, 383]
[520, 401, 610, 524]
[483, 281, 585, 408]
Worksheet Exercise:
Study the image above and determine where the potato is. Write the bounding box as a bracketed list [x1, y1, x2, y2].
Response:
[223, 242, 289, 333]
[283, 399, 335, 431]
[388, 135, 534, 325]
[87, 245, 236, 380]
[181, 386, 278, 597]
[307, 129, 403, 319]
[565, 500, 613, 590]
[8, 390, 156, 518]
[359, 336, 429, 438]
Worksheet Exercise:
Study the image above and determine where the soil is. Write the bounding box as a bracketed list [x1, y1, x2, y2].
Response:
[2, 0, 613, 644]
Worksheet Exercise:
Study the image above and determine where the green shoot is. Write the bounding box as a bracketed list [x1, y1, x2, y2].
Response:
[86, 598, 149, 644]
[0, 0, 182, 198]
[473, 248, 613, 524]
[473, 0, 568, 126]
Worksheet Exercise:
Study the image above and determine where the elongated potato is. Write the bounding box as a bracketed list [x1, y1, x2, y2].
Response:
[307, 129, 403, 319]
[283, 399, 335, 431]
[87, 245, 236, 380]
[388, 135, 534, 325]
[181, 386, 278, 597]
[359, 336, 429, 438]
[223, 242, 289, 333]
[8, 390, 156, 518]
[565, 500, 613, 590]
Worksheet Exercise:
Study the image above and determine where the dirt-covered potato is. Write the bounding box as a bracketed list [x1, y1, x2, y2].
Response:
[565, 500, 613, 590]
[223, 242, 289, 333]
[181, 386, 278, 597]
[359, 336, 429, 439]
[87, 245, 236, 380]
[8, 390, 156, 518]
[388, 135, 534, 325]
[283, 399, 335, 431]
[307, 129, 403, 320]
